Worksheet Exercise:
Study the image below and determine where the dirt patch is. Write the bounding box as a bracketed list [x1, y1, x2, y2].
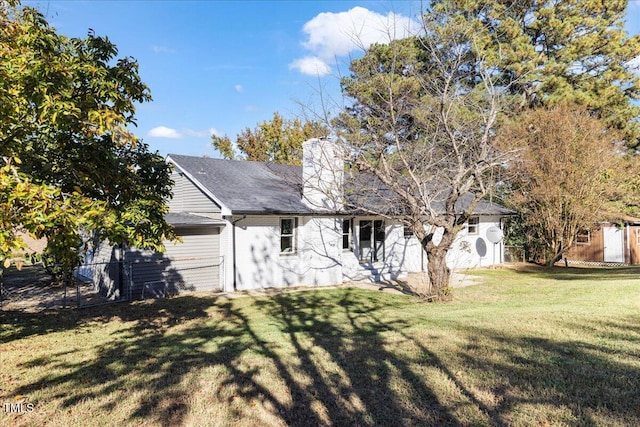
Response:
[346, 271, 485, 296]
[1, 265, 111, 312]
[15, 230, 47, 254]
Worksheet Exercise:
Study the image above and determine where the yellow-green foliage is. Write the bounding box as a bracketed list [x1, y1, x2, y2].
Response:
[0, 2, 176, 276]
[212, 112, 327, 165]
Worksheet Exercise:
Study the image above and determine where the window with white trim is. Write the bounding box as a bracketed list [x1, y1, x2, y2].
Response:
[342, 219, 352, 250]
[467, 216, 479, 235]
[403, 225, 414, 239]
[576, 229, 591, 245]
[280, 218, 297, 254]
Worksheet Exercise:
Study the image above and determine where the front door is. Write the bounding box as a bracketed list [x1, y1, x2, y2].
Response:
[359, 220, 372, 262]
[603, 226, 624, 263]
[359, 220, 385, 263]
[374, 220, 385, 262]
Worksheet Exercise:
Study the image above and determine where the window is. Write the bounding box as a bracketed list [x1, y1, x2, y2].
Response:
[636, 229, 640, 246]
[280, 218, 297, 254]
[403, 225, 414, 239]
[467, 216, 479, 234]
[342, 219, 352, 250]
[576, 229, 591, 245]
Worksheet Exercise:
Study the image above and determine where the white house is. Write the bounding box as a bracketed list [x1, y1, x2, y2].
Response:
[86, 139, 511, 297]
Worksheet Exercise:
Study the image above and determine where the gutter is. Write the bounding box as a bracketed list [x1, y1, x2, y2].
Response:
[231, 209, 341, 217]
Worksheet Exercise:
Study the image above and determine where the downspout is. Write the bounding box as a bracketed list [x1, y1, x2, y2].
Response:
[118, 242, 125, 298]
[118, 239, 130, 300]
[231, 215, 247, 292]
[499, 217, 504, 264]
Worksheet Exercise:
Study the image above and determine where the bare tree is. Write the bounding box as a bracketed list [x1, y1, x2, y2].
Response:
[497, 103, 622, 266]
[332, 15, 516, 300]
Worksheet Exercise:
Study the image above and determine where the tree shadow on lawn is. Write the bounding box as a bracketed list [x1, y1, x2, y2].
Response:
[252, 290, 474, 426]
[6, 289, 640, 426]
[0, 293, 213, 344]
[7, 295, 255, 426]
[253, 290, 640, 426]
[456, 322, 640, 426]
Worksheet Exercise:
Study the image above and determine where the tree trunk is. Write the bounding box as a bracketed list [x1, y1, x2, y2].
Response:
[545, 241, 563, 267]
[425, 247, 452, 301]
[546, 250, 563, 267]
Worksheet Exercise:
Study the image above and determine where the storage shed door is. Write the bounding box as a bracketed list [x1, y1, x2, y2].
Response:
[603, 226, 624, 263]
[129, 226, 221, 296]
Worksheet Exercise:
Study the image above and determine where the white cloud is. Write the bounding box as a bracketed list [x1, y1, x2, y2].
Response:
[234, 84, 243, 93]
[152, 45, 176, 53]
[147, 126, 220, 140]
[289, 56, 331, 76]
[290, 6, 421, 76]
[184, 128, 221, 138]
[147, 126, 183, 139]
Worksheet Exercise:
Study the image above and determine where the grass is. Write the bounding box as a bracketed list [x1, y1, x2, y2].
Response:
[1, 265, 640, 426]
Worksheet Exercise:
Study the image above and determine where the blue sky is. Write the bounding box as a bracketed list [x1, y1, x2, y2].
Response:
[24, 0, 640, 158]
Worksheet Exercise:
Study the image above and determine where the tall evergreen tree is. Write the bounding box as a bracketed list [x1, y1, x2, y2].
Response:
[430, 0, 640, 147]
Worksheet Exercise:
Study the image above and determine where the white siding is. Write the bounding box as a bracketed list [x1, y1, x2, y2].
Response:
[169, 172, 220, 214]
[88, 213, 506, 295]
[399, 228, 424, 273]
[400, 215, 505, 272]
[219, 219, 234, 292]
[299, 217, 343, 286]
[233, 215, 343, 290]
[341, 218, 410, 282]
[446, 215, 504, 269]
[226, 216, 411, 285]
[234, 216, 279, 290]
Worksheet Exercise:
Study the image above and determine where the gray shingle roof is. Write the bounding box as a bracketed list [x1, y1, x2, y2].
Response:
[344, 172, 513, 216]
[168, 154, 512, 216]
[168, 154, 311, 214]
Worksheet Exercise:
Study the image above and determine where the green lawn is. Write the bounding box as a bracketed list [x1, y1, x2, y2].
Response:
[1, 266, 639, 426]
